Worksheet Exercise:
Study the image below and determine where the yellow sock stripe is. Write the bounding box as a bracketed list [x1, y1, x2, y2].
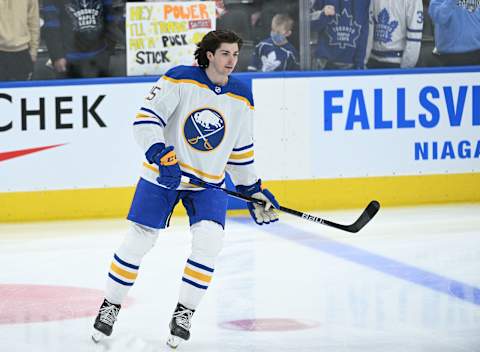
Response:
[184, 267, 212, 283]
[110, 262, 138, 281]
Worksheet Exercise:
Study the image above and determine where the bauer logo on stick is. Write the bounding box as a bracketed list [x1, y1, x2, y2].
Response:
[184, 108, 225, 151]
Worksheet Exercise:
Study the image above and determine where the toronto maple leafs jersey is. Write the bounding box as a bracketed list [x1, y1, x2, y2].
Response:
[248, 37, 300, 72]
[311, 0, 371, 68]
[133, 65, 258, 190]
[42, 0, 119, 61]
[367, 0, 424, 67]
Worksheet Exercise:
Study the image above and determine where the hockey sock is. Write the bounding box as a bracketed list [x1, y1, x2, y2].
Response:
[106, 253, 140, 304]
[179, 257, 215, 309]
[178, 221, 224, 309]
[105, 223, 159, 304]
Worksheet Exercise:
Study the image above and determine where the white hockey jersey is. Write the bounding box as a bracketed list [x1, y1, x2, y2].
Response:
[133, 65, 258, 190]
[368, 0, 424, 67]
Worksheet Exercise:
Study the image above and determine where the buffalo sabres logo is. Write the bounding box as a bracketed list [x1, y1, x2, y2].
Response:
[184, 108, 225, 151]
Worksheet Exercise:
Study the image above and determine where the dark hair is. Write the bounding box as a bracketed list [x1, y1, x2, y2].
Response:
[194, 30, 243, 68]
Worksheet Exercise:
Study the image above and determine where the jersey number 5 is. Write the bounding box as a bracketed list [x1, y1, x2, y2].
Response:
[146, 86, 161, 100]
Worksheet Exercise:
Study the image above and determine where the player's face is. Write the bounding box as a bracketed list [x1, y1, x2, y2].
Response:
[208, 43, 239, 76]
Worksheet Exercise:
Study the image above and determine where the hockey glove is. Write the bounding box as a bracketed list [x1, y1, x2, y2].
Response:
[236, 180, 279, 225]
[145, 143, 181, 189]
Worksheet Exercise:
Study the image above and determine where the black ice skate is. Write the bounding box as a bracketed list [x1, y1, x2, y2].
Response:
[166, 303, 195, 349]
[92, 298, 121, 343]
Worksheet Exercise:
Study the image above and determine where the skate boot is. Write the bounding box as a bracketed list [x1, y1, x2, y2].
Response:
[166, 303, 195, 349]
[92, 298, 121, 343]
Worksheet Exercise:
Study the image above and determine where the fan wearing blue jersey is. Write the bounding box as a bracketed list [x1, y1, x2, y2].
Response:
[248, 13, 300, 72]
[91, 30, 279, 348]
[311, 0, 371, 70]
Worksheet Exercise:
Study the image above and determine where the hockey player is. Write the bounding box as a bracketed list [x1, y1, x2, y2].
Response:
[367, 0, 424, 68]
[91, 30, 279, 348]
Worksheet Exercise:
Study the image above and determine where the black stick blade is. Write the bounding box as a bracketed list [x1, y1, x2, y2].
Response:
[319, 200, 380, 233]
[348, 200, 381, 233]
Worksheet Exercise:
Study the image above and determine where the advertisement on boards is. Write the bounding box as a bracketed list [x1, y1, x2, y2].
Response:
[0, 81, 153, 192]
[253, 70, 480, 180]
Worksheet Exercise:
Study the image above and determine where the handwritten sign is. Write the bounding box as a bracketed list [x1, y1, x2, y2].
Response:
[126, 1, 216, 76]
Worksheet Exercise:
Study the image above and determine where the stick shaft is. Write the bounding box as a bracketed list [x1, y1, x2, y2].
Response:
[181, 177, 380, 233]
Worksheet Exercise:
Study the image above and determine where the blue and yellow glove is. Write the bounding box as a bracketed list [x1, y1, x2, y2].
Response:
[145, 143, 181, 189]
[236, 180, 279, 225]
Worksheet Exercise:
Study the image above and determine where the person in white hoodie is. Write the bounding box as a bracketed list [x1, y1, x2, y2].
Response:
[0, 0, 39, 81]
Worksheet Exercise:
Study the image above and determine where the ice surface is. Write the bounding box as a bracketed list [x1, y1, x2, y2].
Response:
[0, 204, 479, 352]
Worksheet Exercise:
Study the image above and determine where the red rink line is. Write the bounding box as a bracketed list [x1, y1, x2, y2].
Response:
[219, 318, 320, 332]
[0, 284, 133, 325]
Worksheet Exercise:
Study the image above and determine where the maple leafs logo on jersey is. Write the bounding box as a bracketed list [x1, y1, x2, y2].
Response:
[373, 8, 398, 43]
[261, 51, 281, 72]
[66, 0, 104, 32]
[327, 9, 362, 49]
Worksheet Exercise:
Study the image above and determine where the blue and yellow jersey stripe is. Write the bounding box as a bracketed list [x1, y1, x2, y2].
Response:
[228, 143, 254, 166]
[134, 107, 167, 127]
[163, 65, 254, 110]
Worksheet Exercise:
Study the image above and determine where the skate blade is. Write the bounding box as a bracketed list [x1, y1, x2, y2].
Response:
[166, 335, 184, 349]
[91, 330, 107, 343]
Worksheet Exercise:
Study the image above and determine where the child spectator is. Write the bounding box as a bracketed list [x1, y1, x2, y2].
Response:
[367, 0, 424, 68]
[248, 13, 299, 72]
[251, 0, 300, 50]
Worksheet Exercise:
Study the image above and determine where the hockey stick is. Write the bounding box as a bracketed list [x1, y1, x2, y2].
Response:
[180, 176, 380, 233]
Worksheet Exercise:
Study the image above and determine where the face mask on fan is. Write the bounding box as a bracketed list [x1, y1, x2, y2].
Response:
[271, 32, 287, 45]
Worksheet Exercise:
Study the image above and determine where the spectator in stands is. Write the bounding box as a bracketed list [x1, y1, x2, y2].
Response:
[41, 0, 122, 78]
[367, 0, 424, 69]
[310, 0, 370, 70]
[248, 13, 299, 72]
[428, 0, 480, 66]
[251, 0, 299, 49]
[216, 0, 252, 43]
[0, 0, 40, 81]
